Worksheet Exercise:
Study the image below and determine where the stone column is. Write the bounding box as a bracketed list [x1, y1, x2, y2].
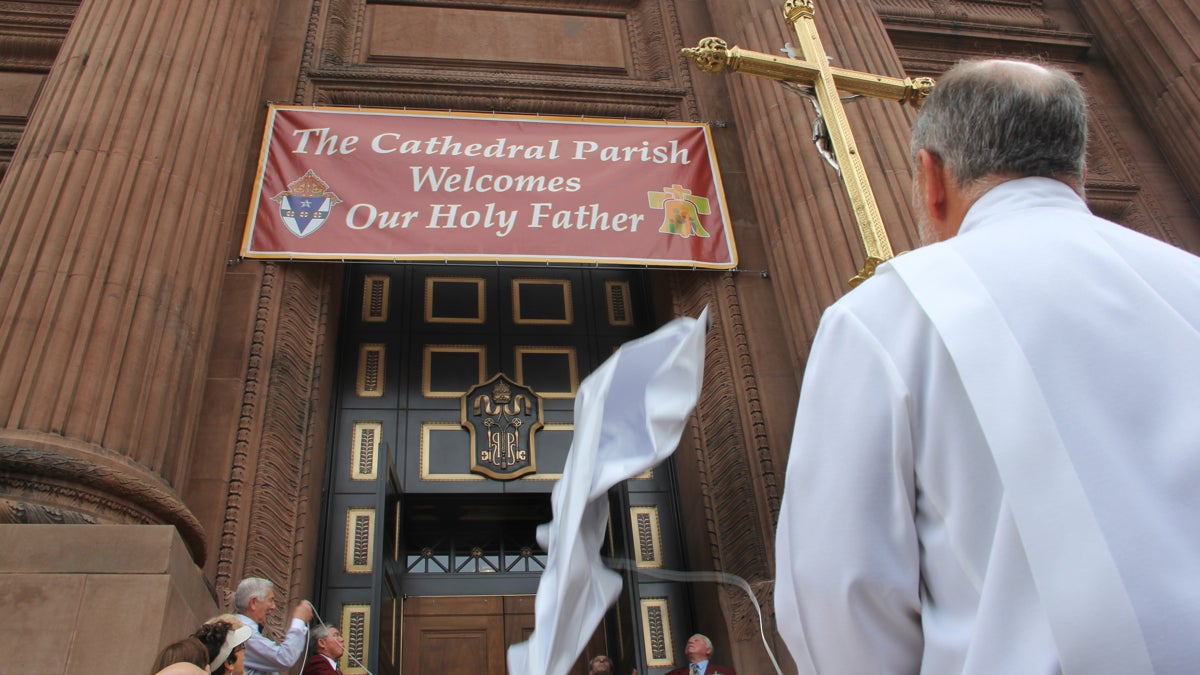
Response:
[0, 0, 280, 563]
[1070, 0, 1200, 214]
[702, 0, 919, 366]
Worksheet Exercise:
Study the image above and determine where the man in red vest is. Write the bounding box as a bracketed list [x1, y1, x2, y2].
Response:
[301, 624, 344, 674]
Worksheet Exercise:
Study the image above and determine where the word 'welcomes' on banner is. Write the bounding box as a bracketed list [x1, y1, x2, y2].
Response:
[242, 106, 736, 269]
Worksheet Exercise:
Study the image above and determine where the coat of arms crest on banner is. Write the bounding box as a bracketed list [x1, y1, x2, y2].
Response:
[461, 374, 543, 480]
[270, 169, 342, 238]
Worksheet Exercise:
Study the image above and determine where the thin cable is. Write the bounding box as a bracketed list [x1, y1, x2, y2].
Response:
[602, 558, 785, 675]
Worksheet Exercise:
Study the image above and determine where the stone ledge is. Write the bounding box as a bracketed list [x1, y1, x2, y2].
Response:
[0, 524, 218, 674]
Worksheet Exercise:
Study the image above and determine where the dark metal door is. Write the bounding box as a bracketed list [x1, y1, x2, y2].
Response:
[318, 264, 693, 674]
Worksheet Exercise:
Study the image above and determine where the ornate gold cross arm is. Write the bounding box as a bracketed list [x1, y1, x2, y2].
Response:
[682, 1, 935, 287]
[682, 37, 934, 109]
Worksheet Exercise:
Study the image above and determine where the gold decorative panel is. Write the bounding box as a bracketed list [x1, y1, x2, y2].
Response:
[362, 274, 389, 322]
[630, 505, 663, 569]
[422, 344, 487, 398]
[512, 278, 573, 325]
[640, 597, 675, 668]
[356, 344, 385, 397]
[525, 422, 569, 481]
[350, 421, 382, 481]
[420, 422, 484, 481]
[419, 421, 565, 481]
[390, 596, 399, 670]
[425, 276, 485, 324]
[605, 279, 634, 326]
[341, 603, 371, 674]
[394, 501, 402, 561]
[635, 468, 654, 480]
[345, 507, 375, 574]
[514, 346, 578, 398]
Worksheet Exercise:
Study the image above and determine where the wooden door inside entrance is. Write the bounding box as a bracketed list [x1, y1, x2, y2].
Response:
[401, 595, 605, 674]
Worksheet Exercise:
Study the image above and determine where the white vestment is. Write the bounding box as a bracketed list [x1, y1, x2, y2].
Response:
[775, 177, 1200, 674]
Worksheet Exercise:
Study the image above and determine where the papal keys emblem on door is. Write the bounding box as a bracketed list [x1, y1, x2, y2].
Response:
[461, 374, 544, 480]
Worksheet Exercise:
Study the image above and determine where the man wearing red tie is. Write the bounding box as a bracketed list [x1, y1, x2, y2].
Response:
[666, 634, 736, 675]
[301, 624, 345, 674]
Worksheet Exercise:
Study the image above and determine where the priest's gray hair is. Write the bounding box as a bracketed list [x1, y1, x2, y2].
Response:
[910, 59, 1087, 192]
[234, 577, 274, 612]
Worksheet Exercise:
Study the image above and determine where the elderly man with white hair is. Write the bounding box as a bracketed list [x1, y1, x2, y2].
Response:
[666, 634, 736, 675]
[302, 623, 346, 674]
[233, 577, 314, 675]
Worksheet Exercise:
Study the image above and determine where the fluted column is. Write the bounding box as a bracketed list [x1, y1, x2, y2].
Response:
[1071, 0, 1200, 214]
[701, 0, 919, 364]
[0, 0, 279, 563]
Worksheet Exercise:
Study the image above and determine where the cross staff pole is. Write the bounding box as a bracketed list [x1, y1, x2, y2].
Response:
[683, 0, 934, 286]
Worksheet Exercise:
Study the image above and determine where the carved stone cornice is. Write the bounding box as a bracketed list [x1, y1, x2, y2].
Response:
[307, 66, 689, 96]
[307, 64, 690, 118]
[871, 0, 1090, 71]
[0, 1, 75, 69]
[873, 0, 1055, 30]
[0, 34, 61, 70]
[310, 85, 686, 121]
[0, 1, 78, 27]
[0, 497, 97, 524]
[0, 432, 205, 562]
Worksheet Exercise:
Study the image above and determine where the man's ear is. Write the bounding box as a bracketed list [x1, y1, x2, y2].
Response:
[916, 148, 949, 223]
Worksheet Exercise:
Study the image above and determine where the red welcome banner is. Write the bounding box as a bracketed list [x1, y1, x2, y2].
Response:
[242, 106, 736, 268]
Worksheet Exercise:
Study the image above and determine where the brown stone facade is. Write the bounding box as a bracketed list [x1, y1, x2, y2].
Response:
[0, 1, 1197, 673]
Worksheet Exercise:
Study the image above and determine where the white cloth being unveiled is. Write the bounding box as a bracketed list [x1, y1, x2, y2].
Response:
[775, 177, 1200, 674]
[507, 308, 709, 675]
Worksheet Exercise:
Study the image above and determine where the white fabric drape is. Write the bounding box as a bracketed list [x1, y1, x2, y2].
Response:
[507, 307, 709, 675]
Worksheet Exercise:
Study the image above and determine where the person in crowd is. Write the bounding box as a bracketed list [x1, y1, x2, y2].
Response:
[775, 58, 1200, 673]
[233, 577, 314, 675]
[301, 623, 345, 674]
[193, 618, 252, 675]
[588, 654, 613, 674]
[665, 634, 735, 675]
[151, 636, 210, 674]
[154, 664, 208, 675]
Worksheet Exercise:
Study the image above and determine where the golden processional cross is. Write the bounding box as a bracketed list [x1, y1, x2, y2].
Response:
[683, 0, 935, 286]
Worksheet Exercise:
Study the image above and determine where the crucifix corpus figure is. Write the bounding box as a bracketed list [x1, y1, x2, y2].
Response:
[683, 0, 935, 287]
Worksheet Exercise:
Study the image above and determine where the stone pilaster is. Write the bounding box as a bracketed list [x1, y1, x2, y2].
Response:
[1070, 0, 1200, 216]
[0, 0, 280, 563]
[690, 1, 918, 672]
